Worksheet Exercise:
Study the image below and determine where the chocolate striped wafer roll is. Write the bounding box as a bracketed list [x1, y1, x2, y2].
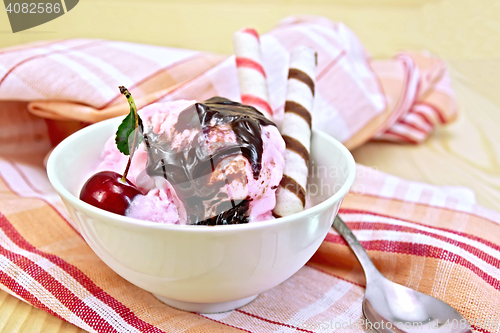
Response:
[233, 28, 273, 120]
[273, 46, 317, 217]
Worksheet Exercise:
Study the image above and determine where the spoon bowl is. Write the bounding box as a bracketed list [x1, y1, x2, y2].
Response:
[333, 216, 472, 333]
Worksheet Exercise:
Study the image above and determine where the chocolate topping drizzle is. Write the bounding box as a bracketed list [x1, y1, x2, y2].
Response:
[143, 97, 276, 225]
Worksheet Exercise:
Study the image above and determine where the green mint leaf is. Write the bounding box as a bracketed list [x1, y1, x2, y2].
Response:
[115, 86, 143, 156]
[116, 112, 134, 155]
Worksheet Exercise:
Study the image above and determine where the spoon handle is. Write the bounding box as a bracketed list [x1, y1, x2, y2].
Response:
[332, 215, 382, 282]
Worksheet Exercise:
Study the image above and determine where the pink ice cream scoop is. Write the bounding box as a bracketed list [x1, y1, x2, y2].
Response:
[96, 97, 285, 225]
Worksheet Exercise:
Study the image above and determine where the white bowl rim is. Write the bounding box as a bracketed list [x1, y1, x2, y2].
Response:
[47, 116, 356, 234]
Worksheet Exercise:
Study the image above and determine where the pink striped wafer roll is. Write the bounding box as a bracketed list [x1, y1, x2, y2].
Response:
[273, 46, 317, 217]
[233, 28, 273, 120]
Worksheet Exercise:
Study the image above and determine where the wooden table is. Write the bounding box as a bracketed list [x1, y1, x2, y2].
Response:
[1, 0, 499, 331]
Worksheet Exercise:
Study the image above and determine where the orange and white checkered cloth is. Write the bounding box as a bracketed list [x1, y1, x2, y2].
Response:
[1, 16, 498, 333]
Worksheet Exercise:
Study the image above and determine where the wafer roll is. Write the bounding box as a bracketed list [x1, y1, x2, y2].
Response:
[273, 46, 317, 217]
[233, 28, 273, 120]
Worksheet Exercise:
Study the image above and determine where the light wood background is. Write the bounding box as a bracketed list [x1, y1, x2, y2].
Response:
[1, 0, 500, 331]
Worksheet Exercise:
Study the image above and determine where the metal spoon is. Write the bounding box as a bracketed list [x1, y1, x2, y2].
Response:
[332, 215, 472, 333]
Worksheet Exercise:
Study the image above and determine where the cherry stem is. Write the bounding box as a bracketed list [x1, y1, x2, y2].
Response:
[119, 86, 139, 183]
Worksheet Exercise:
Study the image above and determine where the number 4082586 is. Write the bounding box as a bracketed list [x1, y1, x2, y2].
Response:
[6, 2, 61, 14]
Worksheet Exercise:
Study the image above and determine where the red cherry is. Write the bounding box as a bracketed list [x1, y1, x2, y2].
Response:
[79, 171, 142, 215]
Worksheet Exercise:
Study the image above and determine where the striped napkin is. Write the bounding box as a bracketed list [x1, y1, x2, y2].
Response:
[1, 15, 497, 333]
[1, 162, 499, 332]
[0, 16, 455, 150]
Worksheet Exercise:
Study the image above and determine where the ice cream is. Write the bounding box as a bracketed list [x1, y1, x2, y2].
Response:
[95, 97, 286, 225]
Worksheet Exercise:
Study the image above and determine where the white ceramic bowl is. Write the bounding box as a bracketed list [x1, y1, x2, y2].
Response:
[47, 116, 356, 313]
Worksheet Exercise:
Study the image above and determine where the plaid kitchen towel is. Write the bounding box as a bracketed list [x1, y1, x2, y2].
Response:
[0, 161, 499, 333]
[0, 16, 455, 150]
[1, 15, 494, 333]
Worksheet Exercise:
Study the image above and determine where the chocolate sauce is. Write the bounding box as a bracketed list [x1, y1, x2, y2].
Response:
[143, 97, 276, 225]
